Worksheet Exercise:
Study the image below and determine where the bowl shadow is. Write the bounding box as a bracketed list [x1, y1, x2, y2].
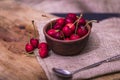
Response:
[80, 31, 100, 54]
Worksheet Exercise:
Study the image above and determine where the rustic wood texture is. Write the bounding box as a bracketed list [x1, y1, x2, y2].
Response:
[0, 1, 55, 80]
[0, 1, 120, 80]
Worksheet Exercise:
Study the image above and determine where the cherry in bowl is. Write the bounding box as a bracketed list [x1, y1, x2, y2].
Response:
[43, 20, 92, 56]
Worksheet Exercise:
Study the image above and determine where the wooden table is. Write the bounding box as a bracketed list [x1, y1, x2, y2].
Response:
[0, 1, 120, 80]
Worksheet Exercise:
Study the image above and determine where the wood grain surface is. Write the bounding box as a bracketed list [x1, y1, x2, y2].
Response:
[0, 1, 54, 80]
[0, 1, 120, 80]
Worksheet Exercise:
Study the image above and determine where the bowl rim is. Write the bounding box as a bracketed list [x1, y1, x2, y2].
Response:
[43, 20, 91, 43]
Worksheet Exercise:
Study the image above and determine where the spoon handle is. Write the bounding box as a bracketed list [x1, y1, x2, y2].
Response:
[72, 54, 120, 74]
[105, 54, 120, 62]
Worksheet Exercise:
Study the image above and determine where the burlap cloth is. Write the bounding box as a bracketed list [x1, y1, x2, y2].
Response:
[35, 17, 120, 80]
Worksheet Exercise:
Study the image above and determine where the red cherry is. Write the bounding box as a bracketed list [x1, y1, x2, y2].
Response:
[39, 48, 48, 58]
[70, 34, 80, 40]
[38, 42, 48, 49]
[54, 31, 64, 39]
[66, 13, 77, 21]
[77, 27, 88, 37]
[25, 43, 34, 52]
[65, 17, 74, 24]
[65, 23, 75, 32]
[53, 23, 63, 30]
[64, 37, 70, 40]
[62, 26, 72, 37]
[78, 17, 86, 26]
[47, 29, 59, 37]
[47, 29, 63, 39]
[56, 18, 65, 26]
[30, 38, 39, 48]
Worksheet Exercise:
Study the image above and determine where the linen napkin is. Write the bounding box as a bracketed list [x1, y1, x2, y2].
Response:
[35, 17, 120, 80]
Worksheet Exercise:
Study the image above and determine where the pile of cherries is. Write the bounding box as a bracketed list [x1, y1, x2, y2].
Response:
[47, 13, 90, 40]
[25, 13, 96, 58]
[25, 21, 48, 58]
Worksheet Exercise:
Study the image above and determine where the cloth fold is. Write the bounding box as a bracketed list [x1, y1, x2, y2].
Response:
[35, 17, 120, 80]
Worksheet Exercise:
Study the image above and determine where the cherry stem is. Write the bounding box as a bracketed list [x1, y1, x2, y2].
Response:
[75, 13, 83, 34]
[28, 35, 31, 42]
[42, 14, 49, 18]
[32, 20, 37, 38]
[50, 22, 52, 29]
[70, 14, 82, 28]
[61, 31, 65, 39]
[24, 52, 39, 57]
[85, 20, 98, 26]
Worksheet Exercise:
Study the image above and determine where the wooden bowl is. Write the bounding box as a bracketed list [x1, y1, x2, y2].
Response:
[43, 20, 92, 56]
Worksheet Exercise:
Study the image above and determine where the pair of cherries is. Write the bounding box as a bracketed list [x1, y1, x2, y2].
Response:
[25, 21, 48, 58]
[47, 13, 88, 40]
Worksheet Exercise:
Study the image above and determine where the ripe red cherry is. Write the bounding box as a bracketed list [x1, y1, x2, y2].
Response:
[77, 27, 88, 37]
[47, 29, 59, 38]
[70, 34, 80, 40]
[66, 13, 77, 21]
[38, 42, 48, 49]
[64, 37, 70, 40]
[53, 23, 63, 30]
[39, 48, 48, 58]
[56, 18, 65, 26]
[65, 23, 75, 32]
[54, 31, 64, 39]
[47, 29, 63, 39]
[30, 38, 39, 48]
[62, 26, 72, 37]
[65, 17, 75, 24]
[25, 43, 34, 52]
[78, 17, 86, 26]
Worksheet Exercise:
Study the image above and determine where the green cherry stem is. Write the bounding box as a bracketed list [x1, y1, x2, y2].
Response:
[50, 21, 53, 29]
[24, 52, 38, 57]
[75, 13, 83, 34]
[85, 20, 98, 26]
[28, 35, 31, 42]
[61, 31, 65, 39]
[70, 14, 83, 29]
[32, 20, 37, 38]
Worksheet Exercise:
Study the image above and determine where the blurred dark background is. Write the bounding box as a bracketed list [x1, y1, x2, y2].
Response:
[13, 0, 120, 20]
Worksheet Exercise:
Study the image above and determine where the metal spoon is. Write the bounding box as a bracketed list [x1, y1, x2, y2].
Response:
[52, 54, 120, 78]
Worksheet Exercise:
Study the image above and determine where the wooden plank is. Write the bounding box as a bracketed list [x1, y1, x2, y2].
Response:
[0, 1, 55, 80]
